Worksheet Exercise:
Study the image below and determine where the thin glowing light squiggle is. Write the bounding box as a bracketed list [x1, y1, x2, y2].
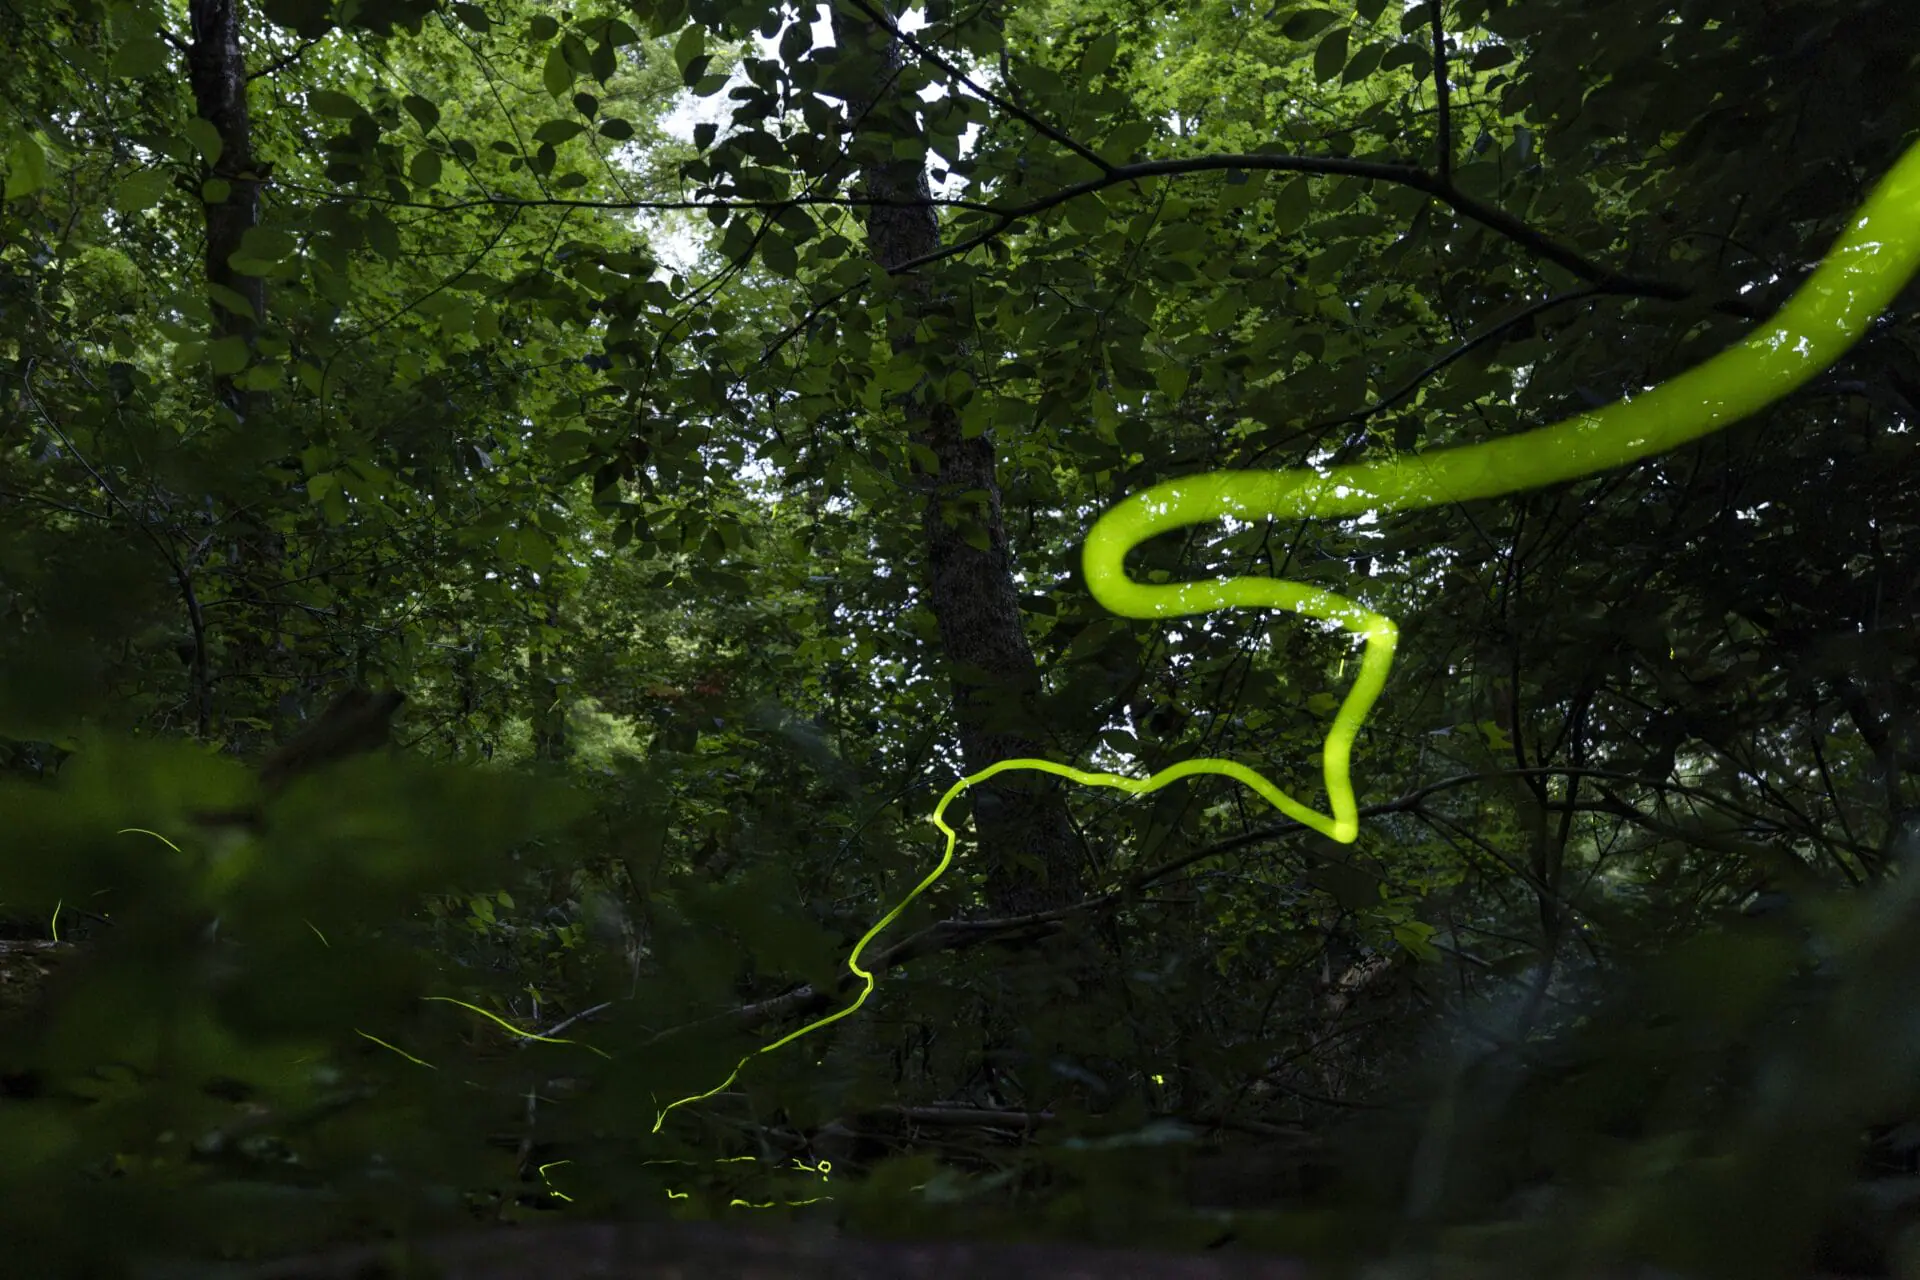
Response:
[653, 136, 1920, 1134]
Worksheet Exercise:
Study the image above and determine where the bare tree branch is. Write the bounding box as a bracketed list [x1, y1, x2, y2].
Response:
[247, 34, 325, 81]
[277, 148, 1767, 323]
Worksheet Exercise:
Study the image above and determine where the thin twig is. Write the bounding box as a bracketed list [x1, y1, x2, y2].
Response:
[247, 34, 324, 81]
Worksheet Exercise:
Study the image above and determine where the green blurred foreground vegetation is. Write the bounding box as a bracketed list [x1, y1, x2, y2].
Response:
[2, 0, 1918, 1275]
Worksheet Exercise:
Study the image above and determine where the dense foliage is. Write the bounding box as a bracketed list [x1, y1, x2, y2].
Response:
[2, 0, 1917, 1275]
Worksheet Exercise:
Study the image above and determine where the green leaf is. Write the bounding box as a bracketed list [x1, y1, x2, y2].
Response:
[1272, 177, 1312, 234]
[533, 119, 586, 145]
[237, 226, 296, 263]
[1065, 197, 1107, 234]
[1356, 0, 1389, 19]
[1313, 27, 1349, 82]
[692, 121, 717, 150]
[182, 116, 224, 165]
[779, 15, 811, 62]
[560, 32, 592, 73]
[598, 117, 635, 141]
[528, 13, 559, 40]
[113, 168, 170, 212]
[110, 33, 170, 78]
[435, 299, 473, 337]
[1343, 40, 1386, 84]
[200, 178, 231, 204]
[1079, 31, 1118, 80]
[152, 133, 194, 163]
[762, 231, 798, 277]
[590, 39, 616, 83]
[4, 136, 47, 200]
[206, 283, 258, 319]
[308, 89, 363, 118]
[1281, 7, 1341, 40]
[543, 46, 573, 97]
[260, 0, 332, 38]
[409, 150, 442, 188]
[208, 335, 251, 375]
[1100, 119, 1152, 163]
[366, 209, 400, 260]
[516, 529, 554, 571]
[552, 171, 588, 188]
[402, 94, 440, 130]
[1391, 920, 1440, 964]
[682, 53, 714, 87]
[234, 363, 282, 391]
[775, 204, 816, 242]
[452, 2, 491, 30]
[1379, 41, 1423, 73]
[1469, 43, 1514, 70]
[717, 217, 755, 262]
[572, 92, 599, 118]
[673, 24, 705, 74]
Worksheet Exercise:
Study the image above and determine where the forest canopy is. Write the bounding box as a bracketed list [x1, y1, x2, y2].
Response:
[2, 0, 1918, 1276]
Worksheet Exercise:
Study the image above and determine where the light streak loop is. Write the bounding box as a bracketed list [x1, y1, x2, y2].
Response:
[655, 136, 1920, 1134]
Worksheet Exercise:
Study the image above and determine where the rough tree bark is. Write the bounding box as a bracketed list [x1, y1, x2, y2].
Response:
[186, 0, 298, 749]
[186, 0, 264, 425]
[183, 0, 268, 740]
[827, 1, 1083, 917]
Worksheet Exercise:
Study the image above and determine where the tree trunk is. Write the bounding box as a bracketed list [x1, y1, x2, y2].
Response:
[186, 0, 264, 426]
[187, 0, 280, 749]
[828, 2, 1083, 917]
[529, 592, 570, 764]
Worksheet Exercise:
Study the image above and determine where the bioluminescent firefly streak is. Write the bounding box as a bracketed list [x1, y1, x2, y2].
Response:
[654, 135, 1920, 1134]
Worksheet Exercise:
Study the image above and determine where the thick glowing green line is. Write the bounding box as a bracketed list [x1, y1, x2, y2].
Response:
[650, 140, 1920, 1136]
[1083, 135, 1920, 842]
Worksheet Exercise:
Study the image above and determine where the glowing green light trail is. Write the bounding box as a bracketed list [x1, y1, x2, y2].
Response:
[1083, 139, 1920, 844]
[653, 137, 1920, 1135]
